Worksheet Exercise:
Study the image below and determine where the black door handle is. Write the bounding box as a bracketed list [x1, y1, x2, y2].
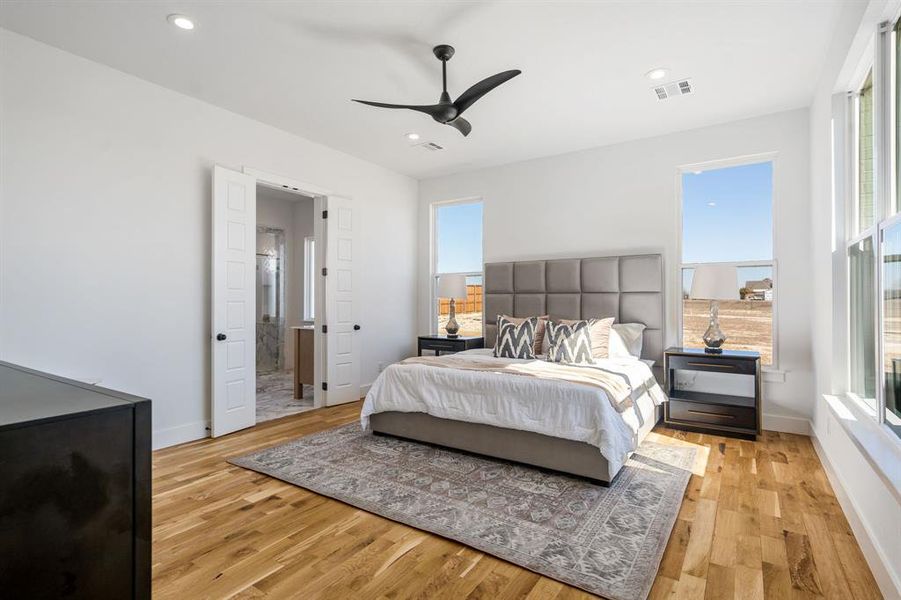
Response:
[216, 333, 227, 341]
[353, 324, 361, 331]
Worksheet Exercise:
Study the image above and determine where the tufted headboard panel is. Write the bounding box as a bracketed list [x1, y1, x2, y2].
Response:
[483, 254, 665, 364]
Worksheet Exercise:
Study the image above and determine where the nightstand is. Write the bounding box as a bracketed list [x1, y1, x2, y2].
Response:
[417, 335, 484, 356]
[663, 347, 761, 440]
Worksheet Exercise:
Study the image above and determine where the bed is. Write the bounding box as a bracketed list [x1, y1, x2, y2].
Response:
[362, 253, 666, 485]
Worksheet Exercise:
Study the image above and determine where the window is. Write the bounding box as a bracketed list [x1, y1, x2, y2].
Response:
[680, 160, 775, 365]
[432, 200, 483, 336]
[881, 225, 901, 435]
[303, 236, 315, 321]
[857, 70, 875, 234]
[849, 237, 876, 405]
[895, 19, 901, 215]
[839, 17, 901, 439]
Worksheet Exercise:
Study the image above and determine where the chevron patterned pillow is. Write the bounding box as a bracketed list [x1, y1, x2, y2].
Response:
[545, 319, 595, 364]
[494, 316, 539, 359]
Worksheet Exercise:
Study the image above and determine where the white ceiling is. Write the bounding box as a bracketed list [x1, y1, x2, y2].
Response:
[0, 1, 843, 179]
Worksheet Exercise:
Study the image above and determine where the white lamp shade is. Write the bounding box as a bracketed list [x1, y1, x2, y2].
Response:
[690, 264, 739, 300]
[437, 274, 468, 299]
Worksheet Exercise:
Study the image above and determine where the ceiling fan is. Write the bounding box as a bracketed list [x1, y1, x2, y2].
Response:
[352, 44, 521, 137]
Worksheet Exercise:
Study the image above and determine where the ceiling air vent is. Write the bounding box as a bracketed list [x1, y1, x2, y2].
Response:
[417, 141, 444, 152]
[653, 79, 693, 101]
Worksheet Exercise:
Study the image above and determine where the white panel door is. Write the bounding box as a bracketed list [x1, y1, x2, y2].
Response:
[211, 165, 257, 436]
[324, 195, 361, 405]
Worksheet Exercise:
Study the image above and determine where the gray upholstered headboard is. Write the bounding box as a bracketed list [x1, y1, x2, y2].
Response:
[483, 254, 665, 364]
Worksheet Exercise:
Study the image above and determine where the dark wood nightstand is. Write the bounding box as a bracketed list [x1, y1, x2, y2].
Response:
[417, 335, 484, 356]
[663, 347, 761, 440]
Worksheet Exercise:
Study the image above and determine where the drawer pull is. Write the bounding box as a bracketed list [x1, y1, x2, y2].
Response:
[687, 409, 735, 419]
[686, 362, 735, 370]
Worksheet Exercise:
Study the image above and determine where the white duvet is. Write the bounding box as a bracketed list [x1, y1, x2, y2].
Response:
[360, 348, 667, 476]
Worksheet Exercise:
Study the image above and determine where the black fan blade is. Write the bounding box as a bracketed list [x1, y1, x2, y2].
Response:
[453, 69, 521, 115]
[352, 99, 445, 119]
[446, 117, 472, 137]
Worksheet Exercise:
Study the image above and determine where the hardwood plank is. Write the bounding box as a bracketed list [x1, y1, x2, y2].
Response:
[704, 563, 734, 599]
[783, 531, 824, 596]
[151, 402, 880, 600]
[681, 497, 717, 578]
[801, 513, 854, 599]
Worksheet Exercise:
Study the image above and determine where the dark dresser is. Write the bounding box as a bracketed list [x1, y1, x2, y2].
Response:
[0, 361, 151, 599]
[663, 347, 761, 440]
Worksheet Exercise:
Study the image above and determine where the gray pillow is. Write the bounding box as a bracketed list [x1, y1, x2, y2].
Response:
[494, 316, 538, 359]
[545, 320, 594, 364]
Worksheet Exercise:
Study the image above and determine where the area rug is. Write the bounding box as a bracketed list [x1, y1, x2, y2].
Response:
[229, 424, 695, 600]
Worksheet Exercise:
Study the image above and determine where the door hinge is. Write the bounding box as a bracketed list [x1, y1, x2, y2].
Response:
[322, 210, 328, 219]
[322, 382, 328, 391]
[322, 324, 328, 334]
[321, 267, 328, 276]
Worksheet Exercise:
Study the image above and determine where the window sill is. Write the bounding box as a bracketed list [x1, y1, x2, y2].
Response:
[822, 393, 901, 503]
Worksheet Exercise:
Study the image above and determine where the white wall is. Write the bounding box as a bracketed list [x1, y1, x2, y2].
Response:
[256, 188, 314, 370]
[808, 1, 901, 596]
[419, 108, 813, 430]
[0, 29, 419, 448]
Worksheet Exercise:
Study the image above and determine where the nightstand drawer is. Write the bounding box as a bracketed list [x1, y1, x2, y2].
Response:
[668, 399, 756, 430]
[422, 341, 459, 351]
[667, 354, 757, 375]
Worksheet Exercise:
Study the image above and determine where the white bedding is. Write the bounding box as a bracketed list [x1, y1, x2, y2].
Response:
[361, 348, 667, 475]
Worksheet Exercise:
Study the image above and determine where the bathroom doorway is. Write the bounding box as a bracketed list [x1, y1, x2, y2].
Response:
[212, 165, 358, 437]
[255, 185, 317, 423]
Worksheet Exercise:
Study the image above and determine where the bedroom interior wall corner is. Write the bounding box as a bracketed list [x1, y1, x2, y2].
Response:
[0, 29, 419, 449]
[807, 1, 901, 596]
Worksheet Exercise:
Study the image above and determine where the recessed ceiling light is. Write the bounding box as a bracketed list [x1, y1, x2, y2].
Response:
[167, 14, 195, 30]
[708, 201, 717, 207]
[645, 68, 668, 81]
[405, 132, 420, 141]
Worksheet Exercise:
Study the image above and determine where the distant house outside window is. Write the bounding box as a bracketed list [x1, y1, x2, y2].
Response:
[432, 200, 483, 336]
[680, 160, 776, 366]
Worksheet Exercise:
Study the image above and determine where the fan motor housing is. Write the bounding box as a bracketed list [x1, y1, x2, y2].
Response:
[433, 45, 455, 61]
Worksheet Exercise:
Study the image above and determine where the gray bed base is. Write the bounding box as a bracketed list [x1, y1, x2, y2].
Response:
[370, 406, 662, 485]
[372, 253, 666, 485]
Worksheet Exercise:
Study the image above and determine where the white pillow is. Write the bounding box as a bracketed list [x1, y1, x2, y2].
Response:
[608, 323, 646, 359]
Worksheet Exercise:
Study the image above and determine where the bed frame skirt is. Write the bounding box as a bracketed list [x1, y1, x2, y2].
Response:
[370, 406, 662, 486]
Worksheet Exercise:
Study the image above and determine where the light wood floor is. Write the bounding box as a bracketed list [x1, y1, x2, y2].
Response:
[152, 402, 883, 599]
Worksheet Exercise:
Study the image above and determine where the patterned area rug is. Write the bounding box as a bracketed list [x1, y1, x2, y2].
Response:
[230, 424, 695, 600]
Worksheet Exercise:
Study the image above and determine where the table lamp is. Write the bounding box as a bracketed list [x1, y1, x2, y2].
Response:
[689, 264, 739, 353]
[437, 274, 468, 338]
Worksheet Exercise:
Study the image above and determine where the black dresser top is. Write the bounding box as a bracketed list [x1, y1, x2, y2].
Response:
[0, 362, 148, 431]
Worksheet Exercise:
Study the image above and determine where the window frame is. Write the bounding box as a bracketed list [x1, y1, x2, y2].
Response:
[853, 68, 876, 236]
[303, 235, 315, 322]
[676, 153, 779, 370]
[430, 197, 485, 336]
[840, 16, 901, 440]
[846, 230, 878, 409]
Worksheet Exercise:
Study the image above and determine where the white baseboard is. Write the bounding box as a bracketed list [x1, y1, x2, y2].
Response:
[360, 383, 372, 398]
[153, 420, 209, 450]
[762, 412, 811, 435]
[811, 434, 901, 599]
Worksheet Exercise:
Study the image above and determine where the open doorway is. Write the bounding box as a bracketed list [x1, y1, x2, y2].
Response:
[255, 185, 317, 423]
[212, 165, 360, 438]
